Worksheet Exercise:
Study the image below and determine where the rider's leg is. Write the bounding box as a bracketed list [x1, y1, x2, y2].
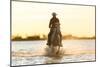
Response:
[47, 29, 52, 46]
[47, 33, 50, 45]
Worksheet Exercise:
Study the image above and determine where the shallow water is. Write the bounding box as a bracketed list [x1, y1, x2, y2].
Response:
[12, 40, 95, 66]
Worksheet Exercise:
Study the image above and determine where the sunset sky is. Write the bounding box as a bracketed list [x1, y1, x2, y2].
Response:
[12, 1, 95, 38]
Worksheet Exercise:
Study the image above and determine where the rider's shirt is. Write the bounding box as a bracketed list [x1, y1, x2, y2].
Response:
[49, 17, 60, 28]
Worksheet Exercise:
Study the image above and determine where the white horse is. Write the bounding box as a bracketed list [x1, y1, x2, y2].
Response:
[49, 24, 62, 54]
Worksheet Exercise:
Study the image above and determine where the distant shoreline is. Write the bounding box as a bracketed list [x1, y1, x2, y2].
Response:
[12, 39, 95, 41]
[11, 34, 95, 41]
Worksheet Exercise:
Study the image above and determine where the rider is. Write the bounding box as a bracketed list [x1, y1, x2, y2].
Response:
[47, 12, 62, 47]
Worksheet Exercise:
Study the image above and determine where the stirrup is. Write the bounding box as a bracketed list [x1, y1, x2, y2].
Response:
[46, 42, 51, 46]
[46, 43, 49, 45]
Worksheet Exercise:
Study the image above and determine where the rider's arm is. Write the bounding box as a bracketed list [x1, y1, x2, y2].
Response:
[49, 19, 52, 28]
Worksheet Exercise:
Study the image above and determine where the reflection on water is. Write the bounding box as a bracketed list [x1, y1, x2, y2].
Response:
[12, 40, 95, 66]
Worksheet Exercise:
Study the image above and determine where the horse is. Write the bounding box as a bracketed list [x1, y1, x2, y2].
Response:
[48, 26, 62, 55]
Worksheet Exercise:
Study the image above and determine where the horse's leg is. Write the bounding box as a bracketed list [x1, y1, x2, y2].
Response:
[56, 46, 60, 54]
[56, 34, 61, 54]
[50, 44, 55, 53]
